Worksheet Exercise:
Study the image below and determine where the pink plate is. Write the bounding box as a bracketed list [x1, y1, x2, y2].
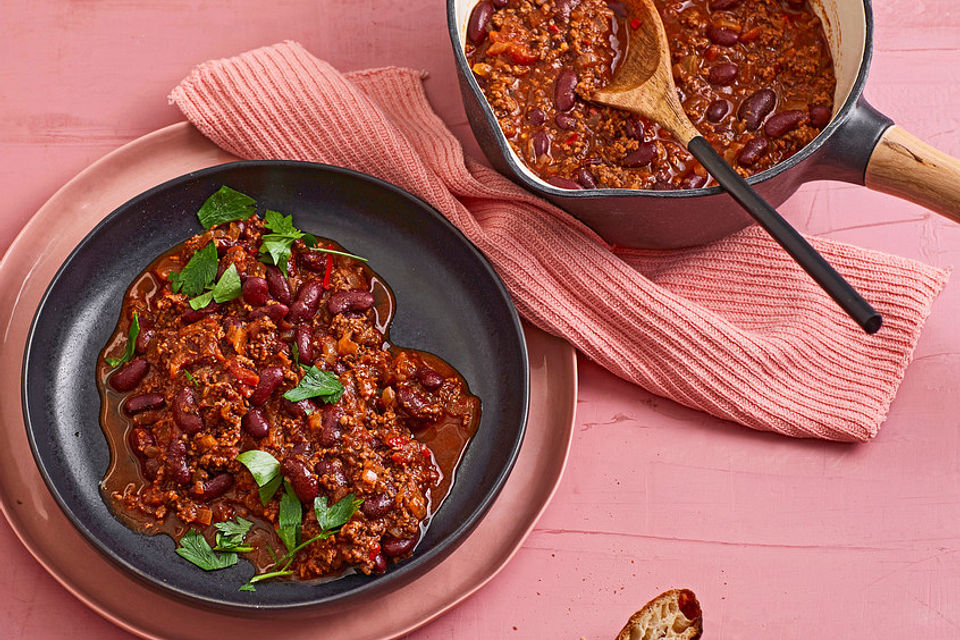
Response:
[0, 123, 577, 639]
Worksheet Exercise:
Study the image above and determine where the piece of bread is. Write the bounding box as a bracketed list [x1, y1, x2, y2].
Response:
[615, 588, 703, 640]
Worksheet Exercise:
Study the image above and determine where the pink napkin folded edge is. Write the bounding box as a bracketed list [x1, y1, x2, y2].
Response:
[169, 41, 950, 442]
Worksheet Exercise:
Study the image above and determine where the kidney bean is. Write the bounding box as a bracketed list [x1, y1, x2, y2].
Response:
[381, 531, 420, 558]
[625, 119, 644, 140]
[418, 368, 444, 390]
[809, 104, 832, 128]
[706, 25, 739, 46]
[265, 266, 292, 305]
[241, 277, 270, 306]
[555, 113, 576, 130]
[527, 107, 546, 126]
[165, 438, 191, 485]
[298, 250, 327, 272]
[361, 493, 395, 518]
[124, 393, 165, 416]
[282, 397, 317, 418]
[242, 408, 270, 438]
[738, 89, 777, 130]
[181, 301, 221, 325]
[705, 99, 730, 123]
[571, 167, 596, 189]
[288, 280, 324, 323]
[764, 110, 806, 138]
[110, 358, 149, 392]
[249, 366, 283, 406]
[398, 385, 435, 421]
[318, 406, 343, 448]
[372, 553, 387, 574]
[295, 325, 315, 365]
[546, 176, 582, 189]
[281, 457, 319, 503]
[623, 142, 657, 168]
[194, 473, 234, 499]
[172, 387, 204, 435]
[250, 303, 289, 322]
[315, 459, 348, 488]
[710, 0, 740, 8]
[135, 322, 154, 354]
[554, 68, 578, 112]
[737, 137, 769, 167]
[652, 180, 674, 191]
[682, 173, 708, 189]
[327, 289, 375, 314]
[708, 62, 738, 86]
[128, 428, 156, 458]
[467, 1, 494, 44]
[532, 130, 550, 158]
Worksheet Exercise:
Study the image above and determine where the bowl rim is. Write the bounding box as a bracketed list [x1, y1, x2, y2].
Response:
[446, 0, 877, 198]
[21, 159, 530, 611]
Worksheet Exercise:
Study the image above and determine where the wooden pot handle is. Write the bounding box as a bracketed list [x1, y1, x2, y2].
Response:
[864, 126, 960, 224]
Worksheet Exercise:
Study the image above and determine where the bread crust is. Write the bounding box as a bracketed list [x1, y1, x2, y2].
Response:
[615, 588, 703, 640]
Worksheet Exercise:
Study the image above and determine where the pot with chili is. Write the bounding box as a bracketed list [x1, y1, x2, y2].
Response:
[450, 0, 960, 248]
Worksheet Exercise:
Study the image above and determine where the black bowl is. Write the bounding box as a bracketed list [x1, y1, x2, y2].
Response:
[22, 161, 529, 611]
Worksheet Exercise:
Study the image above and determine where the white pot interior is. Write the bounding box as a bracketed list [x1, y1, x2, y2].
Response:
[452, 0, 868, 189]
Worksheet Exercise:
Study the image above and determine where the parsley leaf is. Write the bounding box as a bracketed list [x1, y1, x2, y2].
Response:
[169, 242, 218, 297]
[237, 450, 280, 486]
[277, 481, 302, 554]
[189, 290, 215, 311]
[176, 529, 238, 570]
[315, 493, 363, 532]
[212, 263, 242, 303]
[188, 262, 242, 310]
[196, 186, 256, 229]
[283, 366, 344, 404]
[308, 247, 368, 263]
[237, 450, 283, 504]
[258, 210, 305, 276]
[106, 311, 140, 367]
[259, 473, 282, 505]
[214, 517, 254, 553]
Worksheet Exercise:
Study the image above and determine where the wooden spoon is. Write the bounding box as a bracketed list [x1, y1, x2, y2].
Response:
[592, 0, 882, 334]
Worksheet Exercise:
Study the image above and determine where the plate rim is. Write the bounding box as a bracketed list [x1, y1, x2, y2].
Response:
[21, 158, 531, 611]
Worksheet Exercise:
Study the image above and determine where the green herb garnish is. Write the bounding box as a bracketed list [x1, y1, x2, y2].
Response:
[197, 186, 257, 230]
[314, 494, 364, 532]
[291, 342, 303, 371]
[176, 529, 238, 571]
[213, 517, 254, 553]
[239, 493, 362, 592]
[236, 449, 282, 504]
[169, 242, 218, 297]
[188, 263, 242, 310]
[106, 311, 140, 367]
[283, 366, 344, 404]
[277, 481, 302, 553]
[184, 370, 199, 387]
[308, 246, 368, 263]
[258, 210, 305, 276]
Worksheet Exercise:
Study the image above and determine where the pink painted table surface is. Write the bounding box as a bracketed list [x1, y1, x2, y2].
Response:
[3, 1, 960, 638]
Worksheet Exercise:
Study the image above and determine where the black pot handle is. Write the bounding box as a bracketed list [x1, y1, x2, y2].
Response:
[808, 97, 892, 185]
[815, 98, 960, 224]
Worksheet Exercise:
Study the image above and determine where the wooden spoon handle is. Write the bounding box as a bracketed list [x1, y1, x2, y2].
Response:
[687, 136, 882, 334]
[865, 126, 960, 224]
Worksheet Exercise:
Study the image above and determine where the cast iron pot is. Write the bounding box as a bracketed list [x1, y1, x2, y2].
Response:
[448, 0, 960, 248]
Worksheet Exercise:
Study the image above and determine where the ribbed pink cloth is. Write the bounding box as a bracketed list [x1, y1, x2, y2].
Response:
[170, 41, 949, 442]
